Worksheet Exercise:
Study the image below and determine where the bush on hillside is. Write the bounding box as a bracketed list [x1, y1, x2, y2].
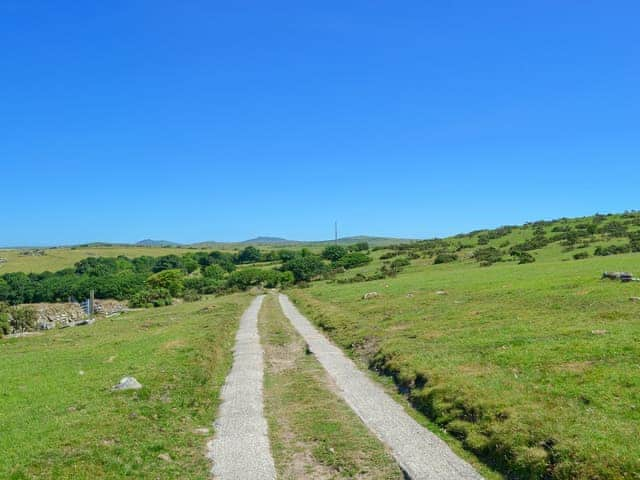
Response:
[433, 252, 457, 264]
[10, 305, 37, 332]
[202, 264, 226, 280]
[237, 246, 262, 264]
[282, 255, 327, 282]
[183, 276, 225, 294]
[515, 251, 536, 264]
[322, 245, 348, 262]
[573, 251, 589, 260]
[594, 244, 632, 256]
[334, 252, 372, 269]
[473, 247, 503, 266]
[129, 288, 172, 308]
[182, 289, 202, 302]
[0, 303, 10, 337]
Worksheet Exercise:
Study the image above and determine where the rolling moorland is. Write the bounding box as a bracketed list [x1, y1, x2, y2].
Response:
[1, 210, 640, 479]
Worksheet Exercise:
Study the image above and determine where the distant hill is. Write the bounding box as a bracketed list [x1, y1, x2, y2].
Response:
[190, 235, 413, 248]
[240, 237, 291, 244]
[136, 239, 182, 247]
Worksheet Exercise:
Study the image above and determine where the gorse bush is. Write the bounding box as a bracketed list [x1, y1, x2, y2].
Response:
[473, 247, 503, 266]
[128, 288, 172, 308]
[9, 305, 37, 332]
[594, 244, 632, 256]
[182, 289, 202, 302]
[334, 252, 372, 269]
[433, 252, 457, 264]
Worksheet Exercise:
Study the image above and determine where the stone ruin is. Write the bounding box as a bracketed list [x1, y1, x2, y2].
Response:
[33, 300, 127, 330]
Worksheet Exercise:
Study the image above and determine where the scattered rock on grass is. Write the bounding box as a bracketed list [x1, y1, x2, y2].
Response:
[157, 453, 172, 462]
[435, 290, 448, 295]
[194, 427, 210, 435]
[362, 292, 379, 300]
[591, 329, 607, 335]
[630, 297, 640, 302]
[112, 376, 142, 391]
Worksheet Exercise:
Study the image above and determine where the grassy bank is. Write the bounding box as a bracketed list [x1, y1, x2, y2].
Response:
[0, 294, 250, 479]
[288, 252, 640, 478]
[259, 294, 403, 479]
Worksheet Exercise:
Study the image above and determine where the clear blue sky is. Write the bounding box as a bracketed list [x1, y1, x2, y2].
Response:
[2, 1, 638, 246]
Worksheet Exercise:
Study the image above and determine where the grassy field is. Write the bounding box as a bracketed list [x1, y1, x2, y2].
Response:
[0, 294, 251, 479]
[288, 227, 640, 478]
[259, 294, 403, 479]
[0, 246, 210, 274]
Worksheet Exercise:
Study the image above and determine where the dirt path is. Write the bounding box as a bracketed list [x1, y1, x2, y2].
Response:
[278, 293, 483, 480]
[208, 295, 276, 479]
[259, 294, 403, 479]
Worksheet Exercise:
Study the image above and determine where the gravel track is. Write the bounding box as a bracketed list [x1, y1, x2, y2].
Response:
[208, 295, 276, 480]
[278, 293, 483, 480]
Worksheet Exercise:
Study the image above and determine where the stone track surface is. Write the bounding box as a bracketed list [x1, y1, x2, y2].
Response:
[208, 295, 276, 480]
[278, 293, 483, 480]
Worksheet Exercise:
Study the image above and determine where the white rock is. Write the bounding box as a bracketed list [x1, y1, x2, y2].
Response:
[112, 376, 142, 391]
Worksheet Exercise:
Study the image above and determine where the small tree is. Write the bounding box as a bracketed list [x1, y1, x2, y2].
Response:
[282, 255, 326, 282]
[237, 246, 262, 264]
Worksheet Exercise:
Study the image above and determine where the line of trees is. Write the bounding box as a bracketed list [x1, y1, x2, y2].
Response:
[0, 244, 374, 309]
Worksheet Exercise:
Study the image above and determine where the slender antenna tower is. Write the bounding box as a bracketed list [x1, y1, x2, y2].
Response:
[334, 221, 338, 245]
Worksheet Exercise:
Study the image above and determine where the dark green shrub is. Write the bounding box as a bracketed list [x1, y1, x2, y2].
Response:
[573, 251, 589, 260]
[282, 255, 327, 282]
[434, 253, 457, 264]
[473, 247, 503, 266]
[10, 305, 37, 332]
[237, 246, 262, 264]
[594, 244, 631, 256]
[599, 221, 628, 238]
[226, 268, 266, 290]
[476, 234, 489, 245]
[182, 289, 202, 302]
[334, 252, 372, 269]
[129, 288, 172, 308]
[152, 255, 185, 273]
[0, 303, 10, 336]
[321, 245, 347, 262]
[515, 252, 535, 264]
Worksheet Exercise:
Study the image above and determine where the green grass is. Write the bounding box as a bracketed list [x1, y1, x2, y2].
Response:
[0, 294, 251, 479]
[288, 247, 640, 478]
[259, 294, 403, 479]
